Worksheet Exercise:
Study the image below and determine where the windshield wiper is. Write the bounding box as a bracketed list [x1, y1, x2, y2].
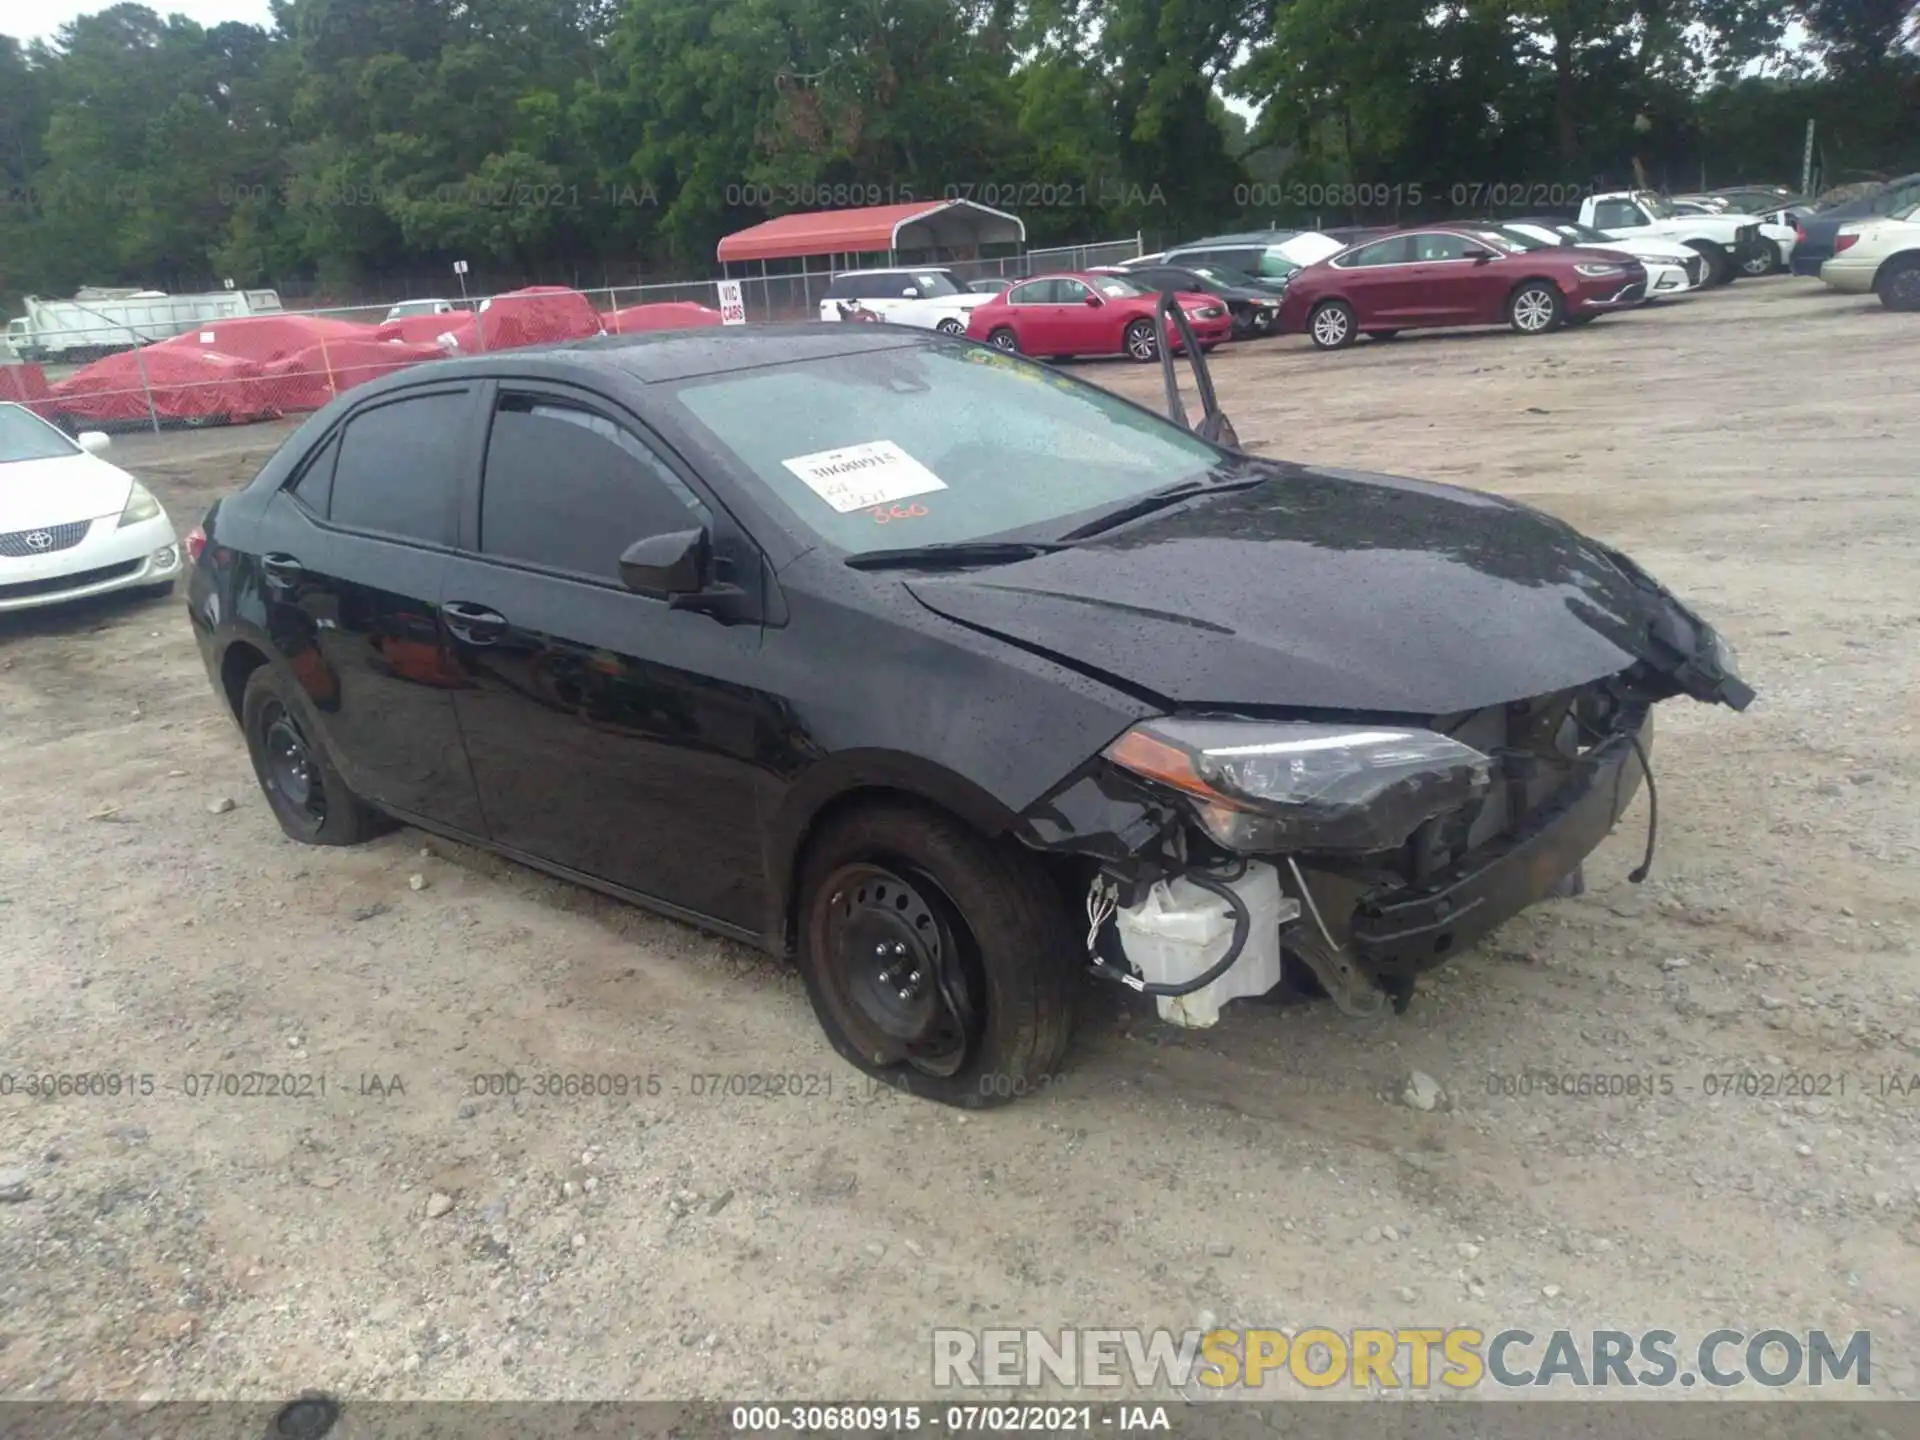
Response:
[844, 539, 1066, 571]
[1053, 474, 1269, 543]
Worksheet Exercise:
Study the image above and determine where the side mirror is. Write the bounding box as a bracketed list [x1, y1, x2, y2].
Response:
[77, 431, 111, 455]
[1469, 248, 1496, 264]
[901, 288, 918, 297]
[619, 528, 709, 600]
[1083, 292, 1103, 306]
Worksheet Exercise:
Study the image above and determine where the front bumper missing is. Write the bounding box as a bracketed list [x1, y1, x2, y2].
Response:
[1344, 706, 1650, 979]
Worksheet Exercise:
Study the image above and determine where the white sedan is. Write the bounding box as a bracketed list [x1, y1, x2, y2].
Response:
[1500, 220, 1705, 297]
[0, 403, 181, 613]
[1819, 203, 1920, 310]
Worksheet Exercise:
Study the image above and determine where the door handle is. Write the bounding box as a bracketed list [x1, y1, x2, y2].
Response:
[443, 601, 508, 645]
[260, 552, 304, 587]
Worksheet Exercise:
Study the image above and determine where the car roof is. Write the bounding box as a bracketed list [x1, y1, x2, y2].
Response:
[1172, 231, 1301, 246]
[832, 265, 957, 277]
[338, 324, 942, 397]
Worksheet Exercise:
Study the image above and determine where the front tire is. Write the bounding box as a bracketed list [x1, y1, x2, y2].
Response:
[1123, 318, 1160, 362]
[1308, 300, 1356, 349]
[795, 802, 1077, 1109]
[1508, 282, 1563, 334]
[241, 666, 385, 846]
[1876, 256, 1920, 311]
[1739, 241, 1778, 277]
[1688, 241, 1733, 287]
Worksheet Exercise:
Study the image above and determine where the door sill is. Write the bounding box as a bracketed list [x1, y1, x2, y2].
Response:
[377, 805, 768, 949]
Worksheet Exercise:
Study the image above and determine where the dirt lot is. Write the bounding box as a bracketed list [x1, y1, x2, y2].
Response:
[2, 278, 1917, 1405]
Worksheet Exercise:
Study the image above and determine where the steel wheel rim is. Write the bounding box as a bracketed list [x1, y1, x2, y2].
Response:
[1126, 323, 1158, 360]
[990, 330, 1016, 351]
[818, 862, 981, 1078]
[1312, 307, 1348, 345]
[1514, 290, 1554, 330]
[1742, 250, 1771, 275]
[261, 700, 325, 824]
[1890, 269, 1920, 305]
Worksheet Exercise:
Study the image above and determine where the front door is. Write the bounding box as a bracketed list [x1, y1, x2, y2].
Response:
[439, 384, 776, 930]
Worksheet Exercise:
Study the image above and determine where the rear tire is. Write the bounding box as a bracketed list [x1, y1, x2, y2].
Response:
[795, 801, 1077, 1109]
[987, 326, 1019, 353]
[241, 666, 385, 846]
[1508, 282, 1563, 334]
[1876, 255, 1920, 311]
[1739, 241, 1778, 277]
[1308, 300, 1356, 349]
[935, 318, 964, 336]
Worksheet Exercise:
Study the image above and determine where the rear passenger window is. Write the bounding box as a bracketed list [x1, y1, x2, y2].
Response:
[290, 434, 340, 517]
[328, 390, 467, 545]
[480, 394, 708, 582]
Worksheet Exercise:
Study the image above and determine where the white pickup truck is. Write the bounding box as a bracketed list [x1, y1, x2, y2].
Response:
[1576, 191, 1797, 284]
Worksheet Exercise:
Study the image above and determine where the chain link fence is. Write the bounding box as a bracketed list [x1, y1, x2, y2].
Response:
[4, 238, 1145, 437]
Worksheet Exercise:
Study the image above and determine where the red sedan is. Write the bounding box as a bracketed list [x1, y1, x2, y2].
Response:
[964, 271, 1233, 361]
[1276, 227, 1650, 349]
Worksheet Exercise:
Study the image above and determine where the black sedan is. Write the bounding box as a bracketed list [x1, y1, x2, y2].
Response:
[1101, 263, 1288, 338]
[184, 325, 1752, 1107]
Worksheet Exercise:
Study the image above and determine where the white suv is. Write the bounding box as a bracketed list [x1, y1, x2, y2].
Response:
[815, 268, 993, 332]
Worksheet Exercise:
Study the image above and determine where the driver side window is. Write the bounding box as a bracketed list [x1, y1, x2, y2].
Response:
[1056, 279, 1092, 303]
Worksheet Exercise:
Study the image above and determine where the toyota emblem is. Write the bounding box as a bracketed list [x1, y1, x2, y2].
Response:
[23, 530, 54, 551]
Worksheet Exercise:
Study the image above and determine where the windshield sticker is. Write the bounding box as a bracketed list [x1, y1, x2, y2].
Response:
[781, 440, 949, 514]
[869, 501, 929, 525]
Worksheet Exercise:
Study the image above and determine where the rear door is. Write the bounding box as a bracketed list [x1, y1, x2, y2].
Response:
[287, 384, 487, 831]
[439, 383, 775, 929]
[1326, 235, 1416, 325]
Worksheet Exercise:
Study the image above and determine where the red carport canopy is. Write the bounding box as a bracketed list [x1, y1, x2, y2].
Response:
[716, 200, 1026, 263]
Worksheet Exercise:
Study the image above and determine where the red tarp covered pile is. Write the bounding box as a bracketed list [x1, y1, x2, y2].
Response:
[0, 363, 57, 421]
[50, 345, 283, 426]
[255, 337, 453, 411]
[470, 286, 604, 350]
[602, 302, 725, 333]
[47, 287, 613, 426]
[153, 313, 376, 365]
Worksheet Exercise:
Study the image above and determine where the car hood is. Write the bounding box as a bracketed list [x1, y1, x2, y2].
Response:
[0, 451, 136, 531]
[904, 465, 1682, 716]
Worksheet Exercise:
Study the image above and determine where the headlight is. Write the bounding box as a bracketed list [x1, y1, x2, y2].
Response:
[118, 481, 162, 527]
[1704, 625, 1739, 678]
[1104, 718, 1493, 854]
[1189, 305, 1225, 319]
[1574, 263, 1624, 277]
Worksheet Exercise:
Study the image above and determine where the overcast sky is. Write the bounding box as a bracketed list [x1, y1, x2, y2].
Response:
[14, 0, 275, 42]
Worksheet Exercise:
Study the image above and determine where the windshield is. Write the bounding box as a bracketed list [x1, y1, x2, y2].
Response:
[1494, 226, 1554, 251]
[1638, 195, 1680, 219]
[389, 301, 442, 316]
[667, 346, 1222, 555]
[1465, 229, 1527, 254]
[910, 272, 965, 297]
[0, 404, 81, 463]
[1190, 264, 1272, 290]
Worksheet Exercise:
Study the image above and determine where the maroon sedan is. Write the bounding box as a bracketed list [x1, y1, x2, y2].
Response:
[1277, 227, 1649, 349]
[964, 271, 1233, 362]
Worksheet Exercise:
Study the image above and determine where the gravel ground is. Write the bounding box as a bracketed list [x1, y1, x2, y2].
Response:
[1, 277, 1916, 1405]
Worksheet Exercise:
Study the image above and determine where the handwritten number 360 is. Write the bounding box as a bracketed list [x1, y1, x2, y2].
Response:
[869, 502, 929, 524]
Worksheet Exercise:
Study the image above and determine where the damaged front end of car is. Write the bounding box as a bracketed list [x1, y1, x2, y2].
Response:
[1016, 588, 1754, 1023]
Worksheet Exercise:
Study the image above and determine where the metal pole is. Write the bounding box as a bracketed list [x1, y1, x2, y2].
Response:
[132, 343, 160, 436]
[1801, 119, 1816, 198]
[319, 328, 337, 399]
